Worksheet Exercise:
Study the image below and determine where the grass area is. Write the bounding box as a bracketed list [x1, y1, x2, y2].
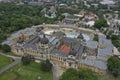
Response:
[0, 55, 13, 69]
[4, 52, 23, 57]
[0, 62, 53, 80]
[99, 74, 120, 80]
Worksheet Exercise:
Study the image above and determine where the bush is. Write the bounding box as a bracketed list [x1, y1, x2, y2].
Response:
[1, 44, 11, 53]
[21, 56, 31, 65]
[60, 68, 98, 80]
[107, 56, 120, 77]
[93, 34, 98, 41]
[40, 59, 52, 72]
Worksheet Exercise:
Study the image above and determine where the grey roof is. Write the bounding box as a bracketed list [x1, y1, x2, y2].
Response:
[94, 60, 107, 70]
[97, 34, 113, 61]
[65, 14, 79, 19]
[24, 32, 34, 36]
[97, 53, 107, 61]
[2, 40, 15, 46]
[11, 33, 20, 38]
[25, 36, 39, 45]
[45, 35, 56, 43]
[98, 35, 113, 56]
[49, 36, 56, 42]
[52, 49, 68, 57]
[76, 45, 84, 59]
[98, 33, 106, 39]
[86, 41, 98, 49]
[27, 44, 37, 50]
[80, 58, 94, 66]
[79, 58, 107, 70]
[61, 37, 78, 44]
[51, 39, 59, 45]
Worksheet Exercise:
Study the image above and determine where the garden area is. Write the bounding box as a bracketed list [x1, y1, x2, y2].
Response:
[0, 62, 53, 80]
[0, 55, 13, 69]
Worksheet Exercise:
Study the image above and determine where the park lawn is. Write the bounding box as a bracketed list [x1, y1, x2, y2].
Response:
[0, 55, 13, 69]
[0, 62, 53, 80]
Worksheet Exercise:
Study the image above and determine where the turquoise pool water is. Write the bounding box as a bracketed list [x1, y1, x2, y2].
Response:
[66, 33, 90, 41]
[82, 34, 90, 41]
[66, 33, 79, 38]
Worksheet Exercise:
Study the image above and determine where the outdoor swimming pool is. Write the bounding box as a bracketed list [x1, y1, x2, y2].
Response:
[66, 33, 90, 41]
[43, 29, 90, 41]
[82, 34, 90, 41]
[65, 33, 79, 38]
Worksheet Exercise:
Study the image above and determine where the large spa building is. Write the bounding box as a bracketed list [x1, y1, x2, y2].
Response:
[3, 24, 113, 75]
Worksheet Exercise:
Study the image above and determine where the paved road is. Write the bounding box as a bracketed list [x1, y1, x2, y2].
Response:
[0, 52, 21, 75]
[0, 58, 21, 74]
[0, 52, 21, 59]
[52, 65, 59, 80]
[52, 64, 64, 80]
[0, 52, 63, 80]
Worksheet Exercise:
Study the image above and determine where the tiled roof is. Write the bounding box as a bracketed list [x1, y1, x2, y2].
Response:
[59, 44, 70, 53]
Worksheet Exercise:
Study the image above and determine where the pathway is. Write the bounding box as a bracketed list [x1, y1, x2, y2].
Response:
[0, 52, 21, 75]
[52, 64, 64, 80]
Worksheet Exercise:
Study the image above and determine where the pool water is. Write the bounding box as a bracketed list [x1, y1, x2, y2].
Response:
[66, 33, 79, 38]
[82, 34, 90, 41]
[66, 33, 90, 41]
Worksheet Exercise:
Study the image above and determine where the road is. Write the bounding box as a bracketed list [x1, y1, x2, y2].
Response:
[0, 58, 21, 74]
[0, 52, 64, 80]
[52, 65, 59, 80]
[0, 52, 21, 75]
[0, 52, 21, 60]
[52, 64, 64, 80]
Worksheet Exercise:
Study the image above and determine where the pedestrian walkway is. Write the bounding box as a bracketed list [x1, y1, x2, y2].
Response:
[0, 59, 21, 74]
[0, 52, 21, 75]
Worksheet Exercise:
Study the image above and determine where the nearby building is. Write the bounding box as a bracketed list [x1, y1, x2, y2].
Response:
[74, 10, 85, 18]
[62, 14, 80, 24]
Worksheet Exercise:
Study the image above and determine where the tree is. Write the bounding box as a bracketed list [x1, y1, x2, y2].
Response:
[40, 59, 52, 72]
[78, 69, 98, 80]
[21, 56, 31, 65]
[60, 68, 79, 80]
[107, 56, 120, 77]
[111, 35, 119, 40]
[0, 44, 2, 49]
[60, 68, 98, 80]
[93, 34, 98, 41]
[1, 44, 11, 53]
[94, 18, 108, 29]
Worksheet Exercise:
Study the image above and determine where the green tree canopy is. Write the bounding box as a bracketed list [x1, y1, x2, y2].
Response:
[60, 68, 79, 80]
[93, 34, 98, 41]
[107, 56, 120, 77]
[1, 44, 11, 53]
[0, 3, 56, 43]
[78, 69, 98, 80]
[94, 18, 108, 29]
[40, 59, 52, 72]
[21, 56, 31, 65]
[60, 68, 98, 80]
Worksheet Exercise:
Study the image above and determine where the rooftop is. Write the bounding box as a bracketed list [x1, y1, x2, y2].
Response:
[59, 44, 70, 53]
[52, 49, 68, 57]
[79, 58, 107, 70]
[97, 34, 113, 60]
[86, 41, 98, 49]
